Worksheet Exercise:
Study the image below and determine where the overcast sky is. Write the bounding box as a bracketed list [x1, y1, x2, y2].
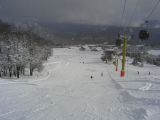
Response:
[0, 0, 160, 26]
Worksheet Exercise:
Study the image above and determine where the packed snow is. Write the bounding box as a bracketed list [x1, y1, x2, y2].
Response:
[0, 46, 160, 120]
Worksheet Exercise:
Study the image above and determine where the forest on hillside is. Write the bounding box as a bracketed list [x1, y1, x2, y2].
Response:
[0, 20, 53, 78]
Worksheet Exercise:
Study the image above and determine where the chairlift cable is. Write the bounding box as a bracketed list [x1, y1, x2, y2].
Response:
[116, 0, 127, 47]
[145, 0, 160, 20]
[122, 0, 127, 19]
[120, 0, 127, 31]
[127, 0, 141, 27]
[138, 0, 160, 41]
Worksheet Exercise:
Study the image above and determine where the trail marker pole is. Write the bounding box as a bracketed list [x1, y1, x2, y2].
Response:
[121, 34, 127, 77]
[115, 58, 118, 72]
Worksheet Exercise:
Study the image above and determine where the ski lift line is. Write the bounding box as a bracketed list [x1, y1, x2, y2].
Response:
[120, 0, 127, 30]
[145, 0, 160, 20]
[122, 0, 127, 28]
[122, 0, 127, 19]
[127, 0, 159, 27]
[127, 0, 141, 27]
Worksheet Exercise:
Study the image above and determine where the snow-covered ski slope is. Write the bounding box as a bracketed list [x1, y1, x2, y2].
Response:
[0, 46, 160, 120]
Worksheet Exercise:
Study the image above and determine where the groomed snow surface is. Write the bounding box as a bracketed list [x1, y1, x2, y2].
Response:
[0, 46, 160, 120]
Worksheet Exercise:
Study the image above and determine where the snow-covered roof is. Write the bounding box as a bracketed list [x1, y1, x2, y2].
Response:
[136, 45, 144, 47]
[148, 50, 160, 56]
[104, 48, 114, 52]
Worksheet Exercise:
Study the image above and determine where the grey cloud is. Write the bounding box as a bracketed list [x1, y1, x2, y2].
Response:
[0, 0, 160, 26]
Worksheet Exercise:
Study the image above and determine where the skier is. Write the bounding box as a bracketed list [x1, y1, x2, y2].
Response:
[137, 71, 139, 75]
[149, 72, 151, 75]
[101, 72, 103, 77]
[90, 75, 93, 79]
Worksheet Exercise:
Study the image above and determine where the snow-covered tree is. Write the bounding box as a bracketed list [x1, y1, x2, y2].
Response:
[0, 20, 53, 78]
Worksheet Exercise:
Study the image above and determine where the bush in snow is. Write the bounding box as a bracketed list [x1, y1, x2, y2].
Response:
[79, 46, 86, 51]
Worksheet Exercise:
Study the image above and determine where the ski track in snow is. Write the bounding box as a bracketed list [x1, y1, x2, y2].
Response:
[139, 83, 152, 91]
[0, 47, 160, 120]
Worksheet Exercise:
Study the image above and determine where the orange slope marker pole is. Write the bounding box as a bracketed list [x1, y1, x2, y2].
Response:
[116, 58, 118, 71]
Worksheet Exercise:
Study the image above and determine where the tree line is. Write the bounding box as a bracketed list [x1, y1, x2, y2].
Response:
[0, 20, 52, 78]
